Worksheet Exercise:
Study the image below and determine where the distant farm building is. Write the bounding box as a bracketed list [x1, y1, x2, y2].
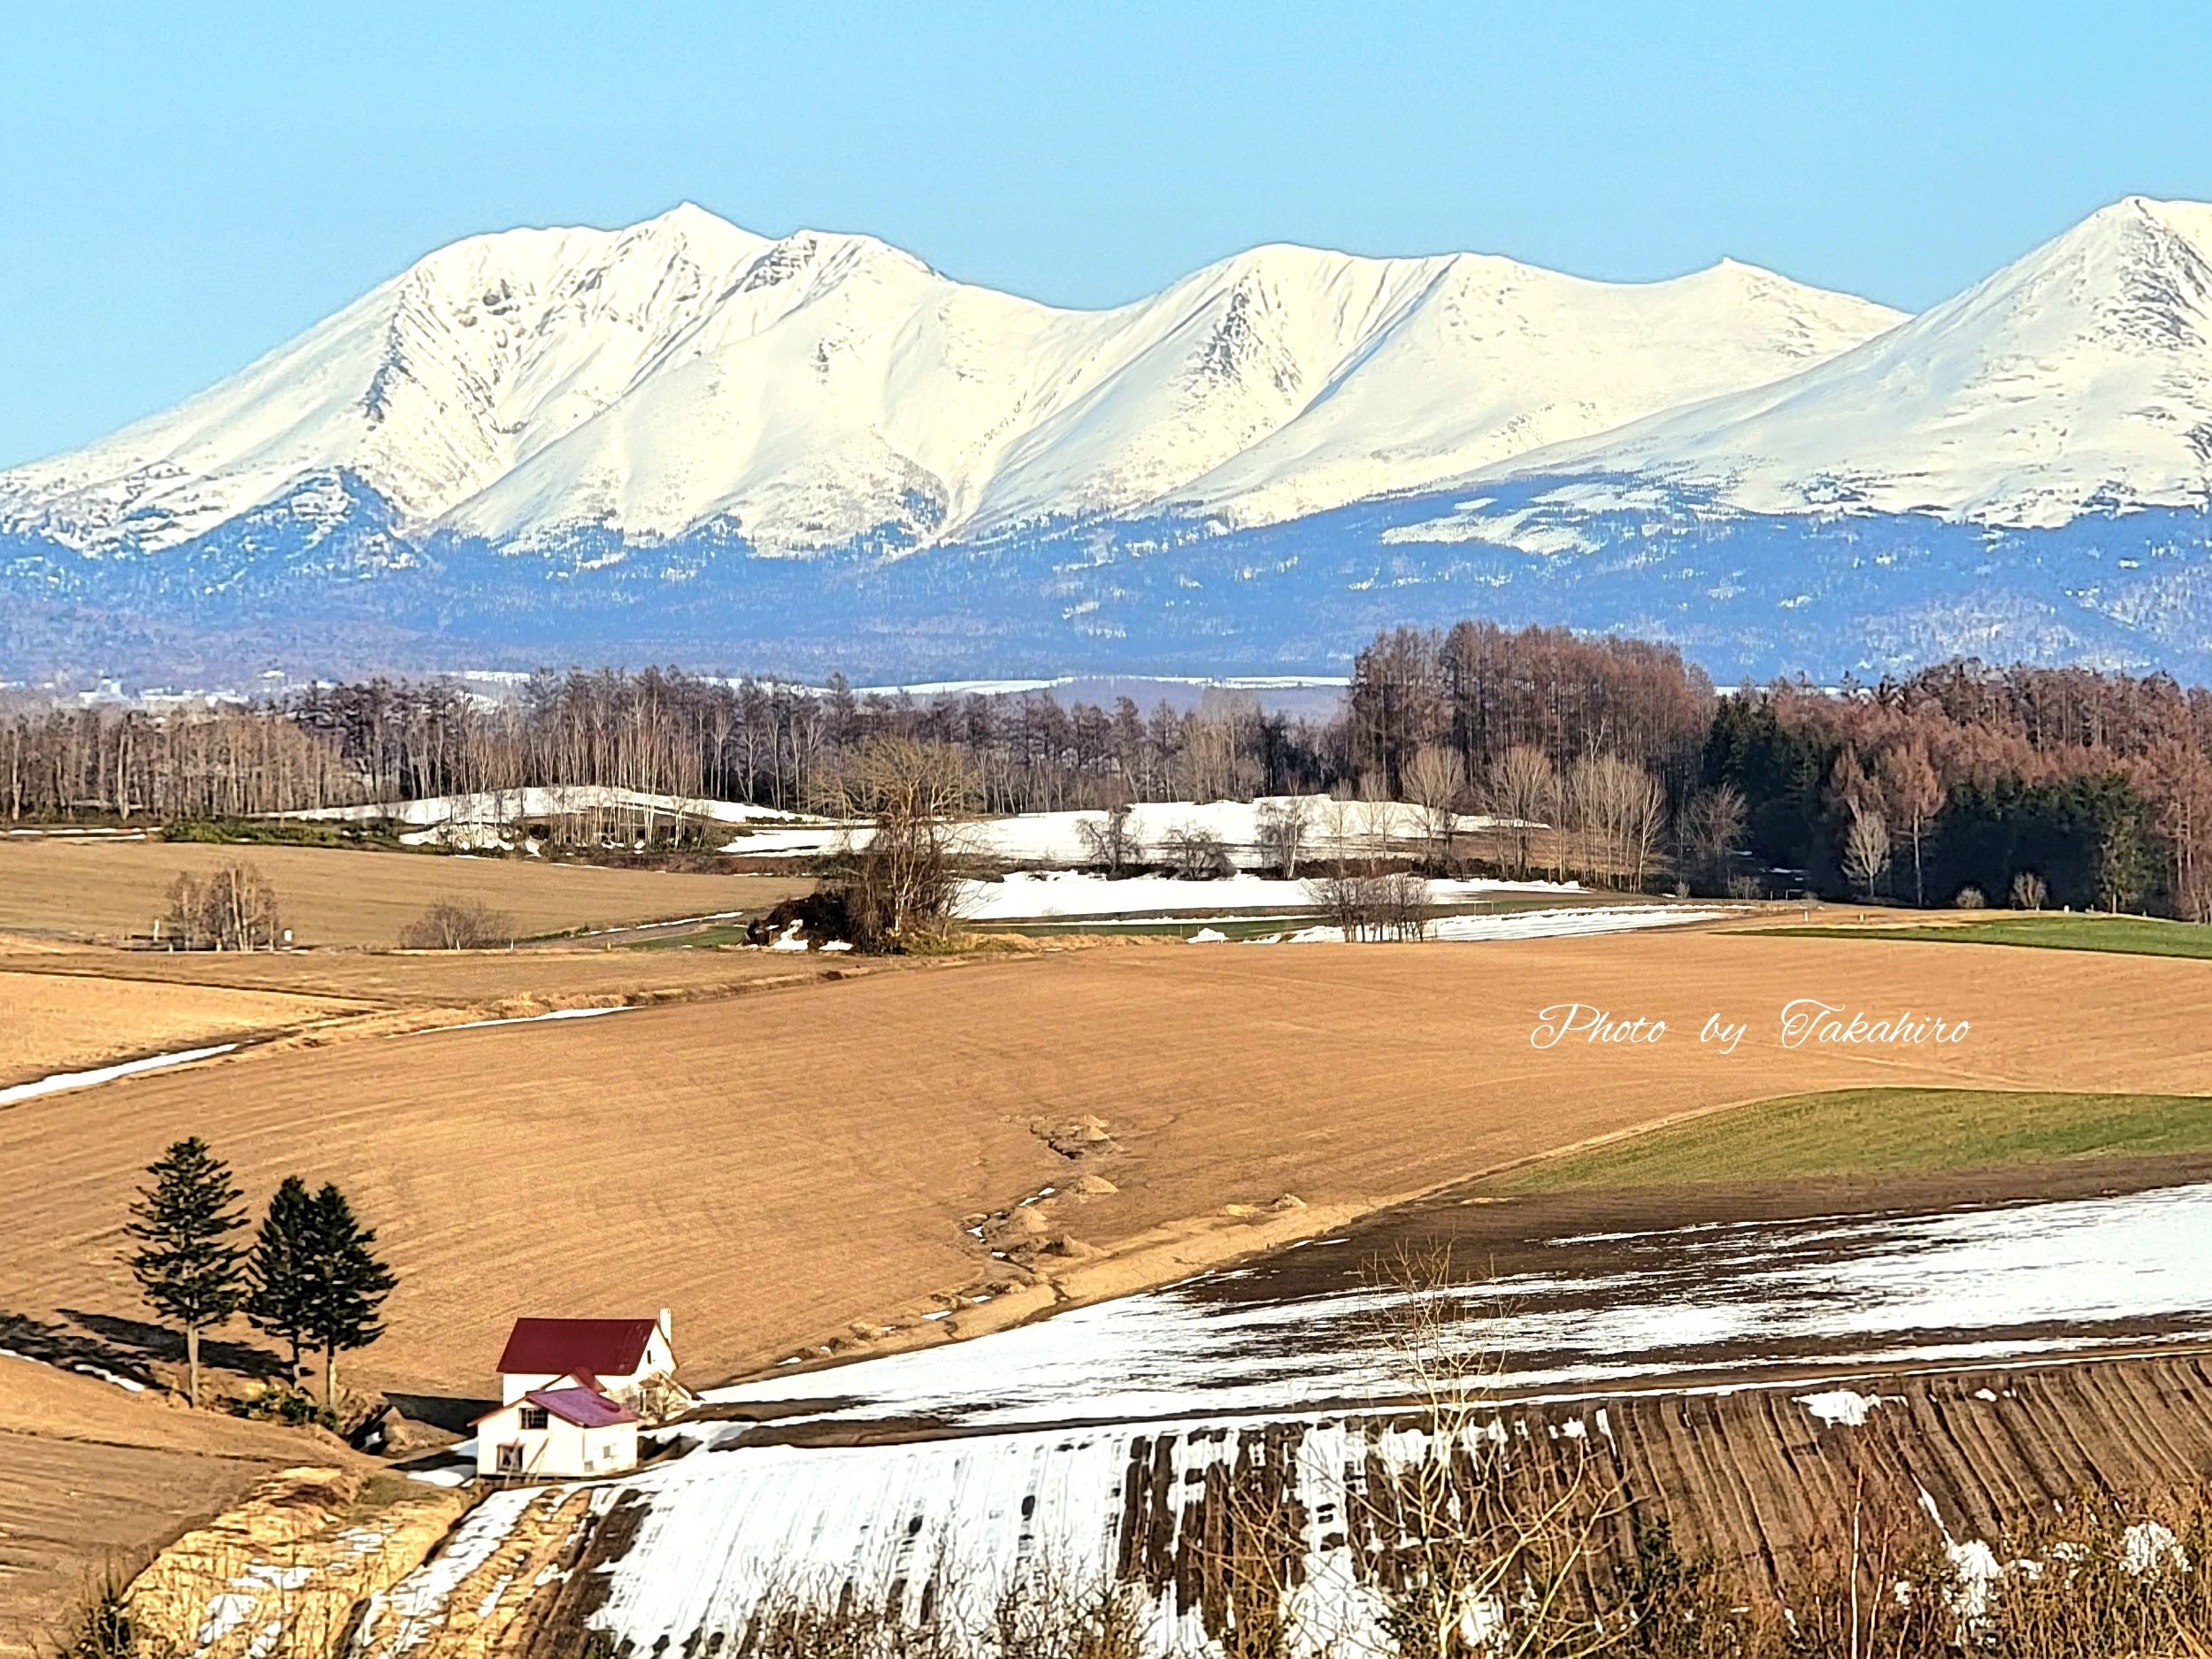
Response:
[474, 1310, 687, 1480]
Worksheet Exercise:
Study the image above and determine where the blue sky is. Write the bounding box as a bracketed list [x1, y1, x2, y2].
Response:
[7, 1, 2210, 467]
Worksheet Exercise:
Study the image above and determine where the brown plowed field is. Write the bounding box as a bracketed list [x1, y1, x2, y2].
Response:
[0, 838, 806, 945]
[0, 970, 362, 1087]
[0, 939, 893, 1009]
[5, 932, 2209, 1402]
[0, 1356, 361, 1656]
[1125, 1351, 2212, 1602]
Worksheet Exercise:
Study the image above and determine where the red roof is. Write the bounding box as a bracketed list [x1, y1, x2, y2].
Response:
[496, 1317, 659, 1378]
[526, 1384, 639, 1429]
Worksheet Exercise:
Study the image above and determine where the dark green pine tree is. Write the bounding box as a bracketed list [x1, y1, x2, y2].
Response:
[243, 1174, 317, 1387]
[126, 1138, 246, 1408]
[300, 1183, 396, 1410]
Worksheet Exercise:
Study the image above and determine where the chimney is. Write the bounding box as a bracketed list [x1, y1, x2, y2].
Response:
[658, 1307, 673, 1343]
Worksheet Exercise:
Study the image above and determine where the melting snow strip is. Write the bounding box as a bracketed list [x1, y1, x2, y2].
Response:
[403, 1007, 636, 1038]
[0, 1042, 239, 1108]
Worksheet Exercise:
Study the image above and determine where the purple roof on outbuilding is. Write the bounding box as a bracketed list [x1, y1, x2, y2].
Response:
[525, 1384, 639, 1429]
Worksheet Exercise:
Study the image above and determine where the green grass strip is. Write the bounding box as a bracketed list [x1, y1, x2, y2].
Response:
[1492, 1087, 2212, 1192]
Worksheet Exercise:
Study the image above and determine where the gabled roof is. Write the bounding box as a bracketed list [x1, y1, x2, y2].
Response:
[497, 1317, 659, 1378]
[471, 1378, 641, 1430]
[526, 1384, 640, 1429]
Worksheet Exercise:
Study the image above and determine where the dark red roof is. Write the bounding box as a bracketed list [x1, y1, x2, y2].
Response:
[526, 1384, 639, 1429]
[496, 1317, 658, 1378]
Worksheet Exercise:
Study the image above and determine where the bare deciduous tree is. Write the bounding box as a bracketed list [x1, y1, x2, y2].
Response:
[1161, 822, 1233, 880]
[1254, 796, 1314, 878]
[1400, 745, 1468, 870]
[161, 863, 282, 950]
[398, 896, 516, 949]
[1075, 798, 1144, 875]
[818, 736, 979, 950]
[1878, 741, 1944, 908]
[2010, 869, 2049, 911]
[1566, 753, 1667, 890]
[1843, 806, 1891, 902]
[1482, 747, 1556, 880]
[1683, 782, 1747, 893]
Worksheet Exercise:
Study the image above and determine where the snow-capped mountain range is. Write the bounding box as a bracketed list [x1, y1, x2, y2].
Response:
[0, 203, 1899, 557]
[7, 196, 2212, 683]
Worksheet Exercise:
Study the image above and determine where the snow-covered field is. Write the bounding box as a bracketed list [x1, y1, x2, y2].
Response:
[700, 1180, 2212, 1432]
[727, 795, 1528, 866]
[280, 784, 818, 830]
[369, 1179, 2212, 1658]
[957, 870, 1578, 920]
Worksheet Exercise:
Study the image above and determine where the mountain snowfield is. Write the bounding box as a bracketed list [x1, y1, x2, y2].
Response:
[0, 204, 1899, 557]
[8, 195, 2212, 681]
[1475, 195, 2212, 528]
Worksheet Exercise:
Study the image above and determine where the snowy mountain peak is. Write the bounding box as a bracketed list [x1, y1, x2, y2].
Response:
[0, 206, 1901, 559]
[1493, 195, 2212, 528]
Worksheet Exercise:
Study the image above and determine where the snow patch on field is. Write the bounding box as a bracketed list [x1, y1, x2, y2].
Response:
[405, 1006, 634, 1037]
[281, 785, 824, 830]
[1262, 905, 1730, 944]
[956, 869, 1578, 920]
[700, 1181, 2212, 1432]
[1797, 1389, 1886, 1426]
[0, 1042, 239, 1108]
[725, 796, 1540, 865]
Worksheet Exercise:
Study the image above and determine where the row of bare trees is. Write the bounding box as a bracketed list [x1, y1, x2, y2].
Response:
[1347, 622, 1716, 803]
[159, 864, 284, 950]
[19, 631, 2212, 912]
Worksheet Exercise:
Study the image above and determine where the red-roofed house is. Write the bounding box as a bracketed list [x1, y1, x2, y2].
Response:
[473, 1373, 641, 1479]
[474, 1310, 685, 1479]
[495, 1310, 679, 1411]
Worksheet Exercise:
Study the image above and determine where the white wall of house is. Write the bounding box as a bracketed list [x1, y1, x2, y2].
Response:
[474, 1403, 639, 1479]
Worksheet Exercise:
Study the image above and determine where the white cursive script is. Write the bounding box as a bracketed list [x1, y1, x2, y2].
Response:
[1530, 1002, 1668, 1048]
[1777, 998, 1970, 1049]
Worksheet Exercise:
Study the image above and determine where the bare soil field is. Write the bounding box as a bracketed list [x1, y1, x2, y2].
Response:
[0, 838, 808, 946]
[5, 933, 2210, 1404]
[1117, 1350, 2212, 1602]
[0, 1355, 357, 1656]
[0, 938, 889, 1010]
[0, 969, 364, 1087]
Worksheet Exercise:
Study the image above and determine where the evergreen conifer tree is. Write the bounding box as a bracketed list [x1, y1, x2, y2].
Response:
[127, 1138, 246, 1407]
[243, 1174, 316, 1386]
[300, 1183, 396, 1410]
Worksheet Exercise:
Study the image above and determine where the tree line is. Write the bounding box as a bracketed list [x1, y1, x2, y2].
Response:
[1704, 664, 2212, 915]
[127, 1137, 395, 1414]
[14, 620, 2212, 915]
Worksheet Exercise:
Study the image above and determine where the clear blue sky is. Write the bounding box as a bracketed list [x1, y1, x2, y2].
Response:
[7, 1, 2210, 467]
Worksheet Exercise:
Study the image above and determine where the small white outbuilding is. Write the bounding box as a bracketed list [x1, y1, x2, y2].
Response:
[473, 1372, 640, 1479]
[473, 1310, 683, 1481]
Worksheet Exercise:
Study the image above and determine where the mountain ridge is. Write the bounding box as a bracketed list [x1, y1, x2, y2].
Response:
[12, 197, 2212, 685]
[0, 204, 1902, 561]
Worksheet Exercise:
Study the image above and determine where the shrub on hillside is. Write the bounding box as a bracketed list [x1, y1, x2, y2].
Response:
[398, 897, 515, 949]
